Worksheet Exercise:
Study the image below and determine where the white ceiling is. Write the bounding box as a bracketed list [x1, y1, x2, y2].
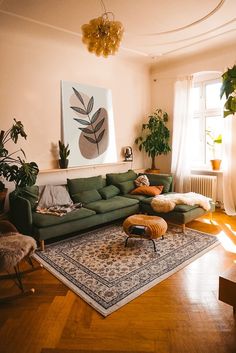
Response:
[0, 0, 235, 63]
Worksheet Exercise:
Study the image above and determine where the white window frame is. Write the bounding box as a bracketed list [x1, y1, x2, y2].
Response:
[192, 76, 223, 169]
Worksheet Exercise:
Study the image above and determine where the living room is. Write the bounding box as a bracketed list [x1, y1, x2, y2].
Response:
[0, 0, 236, 352]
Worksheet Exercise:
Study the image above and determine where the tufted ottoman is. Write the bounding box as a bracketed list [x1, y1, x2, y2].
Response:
[123, 214, 167, 252]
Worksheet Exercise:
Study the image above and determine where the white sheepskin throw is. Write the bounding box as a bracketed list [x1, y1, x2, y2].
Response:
[151, 192, 211, 213]
[135, 175, 150, 187]
[0, 233, 37, 271]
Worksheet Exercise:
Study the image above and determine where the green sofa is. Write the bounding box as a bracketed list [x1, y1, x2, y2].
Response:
[9, 170, 214, 250]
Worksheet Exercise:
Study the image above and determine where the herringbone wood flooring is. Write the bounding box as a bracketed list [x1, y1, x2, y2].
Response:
[0, 210, 236, 353]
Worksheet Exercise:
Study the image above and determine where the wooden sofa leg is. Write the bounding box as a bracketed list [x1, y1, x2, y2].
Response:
[40, 240, 45, 251]
[182, 224, 186, 233]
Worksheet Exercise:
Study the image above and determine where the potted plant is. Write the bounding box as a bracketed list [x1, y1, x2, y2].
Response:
[0, 119, 39, 211]
[135, 109, 171, 172]
[206, 130, 222, 170]
[220, 64, 236, 117]
[58, 140, 70, 169]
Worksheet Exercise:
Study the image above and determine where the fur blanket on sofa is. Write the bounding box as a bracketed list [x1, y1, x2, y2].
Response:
[151, 192, 211, 213]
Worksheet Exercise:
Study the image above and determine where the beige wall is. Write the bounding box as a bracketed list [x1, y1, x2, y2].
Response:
[0, 13, 151, 189]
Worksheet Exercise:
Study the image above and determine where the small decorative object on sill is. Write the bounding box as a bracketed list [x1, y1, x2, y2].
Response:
[58, 140, 70, 169]
[206, 130, 222, 171]
[135, 108, 171, 172]
[81, 0, 124, 58]
[123, 146, 133, 162]
[210, 159, 221, 171]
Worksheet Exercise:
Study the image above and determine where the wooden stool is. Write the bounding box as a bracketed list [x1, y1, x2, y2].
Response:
[123, 214, 167, 252]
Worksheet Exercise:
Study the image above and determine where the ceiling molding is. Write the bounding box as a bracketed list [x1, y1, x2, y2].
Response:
[133, 0, 225, 37]
[144, 19, 236, 47]
[160, 28, 236, 57]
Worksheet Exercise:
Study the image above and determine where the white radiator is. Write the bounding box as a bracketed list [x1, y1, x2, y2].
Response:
[190, 175, 217, 202]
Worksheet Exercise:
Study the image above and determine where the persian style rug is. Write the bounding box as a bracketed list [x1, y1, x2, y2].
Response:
[34, 224, 219, 316]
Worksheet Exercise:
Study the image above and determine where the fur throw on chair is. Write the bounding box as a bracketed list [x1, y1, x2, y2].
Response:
[0, 232, 37, 271]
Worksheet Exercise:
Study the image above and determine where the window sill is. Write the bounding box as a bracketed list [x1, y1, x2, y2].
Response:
[191, 168, 223, 175]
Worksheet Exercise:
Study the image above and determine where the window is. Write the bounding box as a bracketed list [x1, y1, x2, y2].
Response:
[191, 76, 224, 168]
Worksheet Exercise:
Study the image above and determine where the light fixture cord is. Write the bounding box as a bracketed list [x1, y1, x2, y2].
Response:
[100, 0, 114, 21]
[100, 0, 107, 13]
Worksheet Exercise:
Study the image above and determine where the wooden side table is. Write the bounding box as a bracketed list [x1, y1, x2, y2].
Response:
[219, 265, 236, 315]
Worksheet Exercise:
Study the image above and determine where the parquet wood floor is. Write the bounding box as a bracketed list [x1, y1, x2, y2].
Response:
[0, 210, 236, 353]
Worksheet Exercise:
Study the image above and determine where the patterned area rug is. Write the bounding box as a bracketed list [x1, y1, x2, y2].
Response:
[34, 223, 219, 316]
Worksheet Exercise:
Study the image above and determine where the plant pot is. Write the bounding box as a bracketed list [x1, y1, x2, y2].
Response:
[59, 159, 69, 169]
[210, 159, 221, 170]
[145, 168, 160, 174]
[0, 188, 8, 213]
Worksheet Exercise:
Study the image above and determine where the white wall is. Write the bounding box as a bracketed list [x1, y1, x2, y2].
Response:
[0, 12, 151, 191]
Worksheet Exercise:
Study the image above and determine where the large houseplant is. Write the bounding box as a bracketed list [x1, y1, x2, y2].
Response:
[135, 108, 171, 170]
[220, 64, 236, 117]
[0, 119, 39, 210]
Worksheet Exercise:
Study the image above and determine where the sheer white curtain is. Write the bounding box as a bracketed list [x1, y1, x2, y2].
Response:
[171, 76, 194, 192]
[223, 115, 236, 215]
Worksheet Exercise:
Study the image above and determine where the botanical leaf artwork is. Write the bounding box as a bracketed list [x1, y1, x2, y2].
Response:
[71, 87, 108, 159]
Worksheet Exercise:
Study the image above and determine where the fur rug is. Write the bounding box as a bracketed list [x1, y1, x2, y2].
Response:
[151, 192, 211, 213]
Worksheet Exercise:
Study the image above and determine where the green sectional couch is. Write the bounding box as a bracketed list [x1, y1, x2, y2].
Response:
[9, 170, 214, 250]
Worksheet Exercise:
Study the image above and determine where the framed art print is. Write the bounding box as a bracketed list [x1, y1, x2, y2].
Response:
[61, 81, 117, 167]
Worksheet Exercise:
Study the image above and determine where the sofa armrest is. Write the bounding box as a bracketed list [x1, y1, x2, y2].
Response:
[9, 193, 33, 235]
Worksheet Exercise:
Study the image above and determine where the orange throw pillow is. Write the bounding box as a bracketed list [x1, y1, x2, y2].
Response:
[130, 185, 163, 196]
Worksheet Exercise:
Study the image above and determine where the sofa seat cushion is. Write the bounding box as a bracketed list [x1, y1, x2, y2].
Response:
[141, 197, 204, 212]
[86, 196, 139, 214]
[123, 194, 148, 201]
[32, 207, 96, 228]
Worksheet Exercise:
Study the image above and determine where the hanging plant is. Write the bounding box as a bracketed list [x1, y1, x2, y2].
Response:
[220, 64, 236, 117]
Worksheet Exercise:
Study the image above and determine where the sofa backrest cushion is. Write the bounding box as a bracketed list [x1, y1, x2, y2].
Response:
[106, 170, 137, 186]
[139, 173, 173, 193]
[117, 180, 135, 194]
[67, 175, 105, 196]
[99, 185, 120, 199]
[72, 189, 102, 204]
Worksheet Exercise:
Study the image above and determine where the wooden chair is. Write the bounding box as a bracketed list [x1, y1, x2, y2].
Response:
[0, 220, 40, 301]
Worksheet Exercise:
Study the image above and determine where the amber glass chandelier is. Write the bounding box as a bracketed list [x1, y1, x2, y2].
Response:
[81, 0, 124, 58]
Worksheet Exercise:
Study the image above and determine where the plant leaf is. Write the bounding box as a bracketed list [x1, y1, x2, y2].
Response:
[97, 129, 105, 143]
[79, 128, 94, 134]
[87, 96, 94, 114]
[84, 135, 97, 144]
[94, 118, 105, 133]
[72, 87, 84, 106]
[71, 106, 87, 115]
[91, 108, 102, 124]
[73, 118, 90, 126]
